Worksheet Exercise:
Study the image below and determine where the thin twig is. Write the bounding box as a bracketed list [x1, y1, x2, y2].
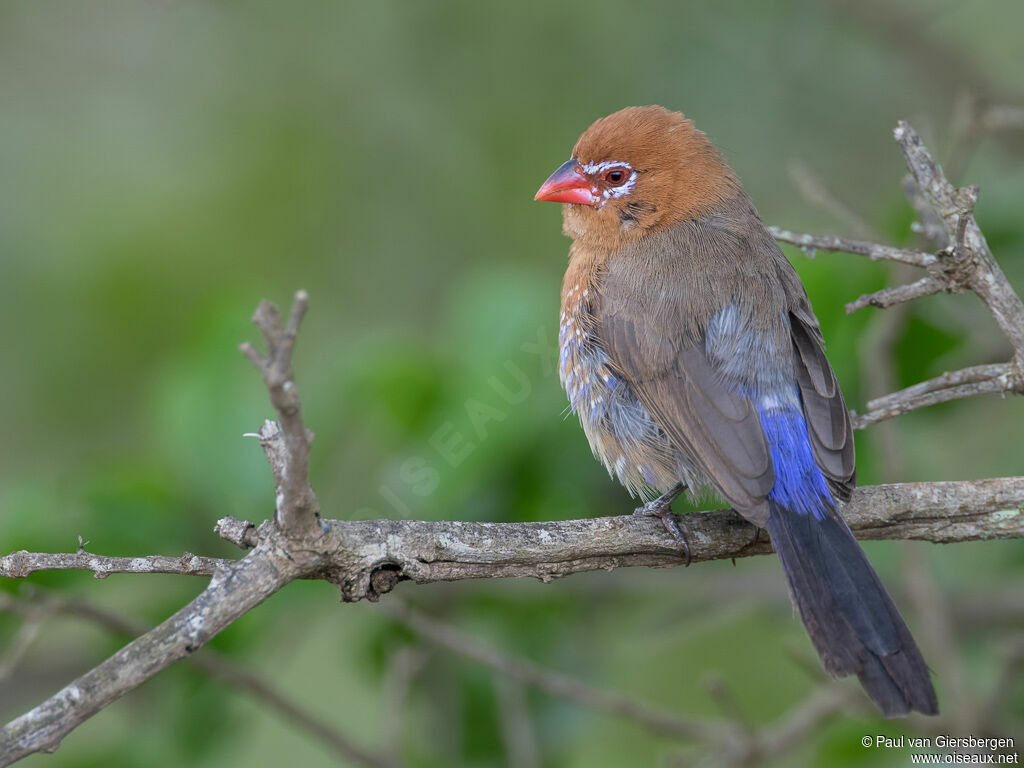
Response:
[0, 551, 231, 579]
[494, 676, 541, 768]
[380, 601, 727, 742]
[868, 362, 1013, 405]
[704, 674, 754, 737]
[768, 226, 935, 267]
[851, 363, 1019, 429]
[786, 162, 876, 240]
[845, 275, 946, 314]
[0, 612, 44, 682]
[378, 646, 429, 768]
[752, 685, 860, 760]
[982, 106, 1024, 131]
[1, 291, 334, 763]
[240, 291, 320, 536]
[903, 547, 977, 733]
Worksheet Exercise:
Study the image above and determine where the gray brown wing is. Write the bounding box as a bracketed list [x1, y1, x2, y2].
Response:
[790, 311, 856, 500]
[772, 236, 857, 501]
[600, 303, 775, 524]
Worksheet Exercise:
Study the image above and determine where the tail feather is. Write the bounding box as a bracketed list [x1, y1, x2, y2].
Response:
[765, 499, 938, 717]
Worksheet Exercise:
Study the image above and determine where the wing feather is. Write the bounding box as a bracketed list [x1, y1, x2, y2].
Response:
[600, 307, 774, 520]
[790, 314, 856, 499]
[590, 199, 854, 519]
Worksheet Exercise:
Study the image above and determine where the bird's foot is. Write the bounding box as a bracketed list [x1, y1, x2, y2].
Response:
[634, 483, 690, 566]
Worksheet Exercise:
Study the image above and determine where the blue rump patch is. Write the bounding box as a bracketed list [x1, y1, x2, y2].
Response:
[758, 407, 833, 520]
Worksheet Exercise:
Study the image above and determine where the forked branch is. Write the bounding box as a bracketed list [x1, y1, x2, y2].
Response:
[771, 121, 1024, 428]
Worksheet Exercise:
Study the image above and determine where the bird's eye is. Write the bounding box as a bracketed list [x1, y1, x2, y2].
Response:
[603, 167, 630, 186]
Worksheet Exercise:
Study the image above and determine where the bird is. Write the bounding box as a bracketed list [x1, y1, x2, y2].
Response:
[534, 105, 938, 717]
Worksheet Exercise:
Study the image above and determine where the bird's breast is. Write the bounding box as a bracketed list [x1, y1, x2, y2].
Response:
[559, 284, 696, 499]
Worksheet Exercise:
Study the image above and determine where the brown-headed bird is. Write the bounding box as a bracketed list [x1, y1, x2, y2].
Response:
[534, 105, 938, 717]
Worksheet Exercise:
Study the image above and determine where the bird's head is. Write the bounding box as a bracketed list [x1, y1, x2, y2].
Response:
[535, 105, 739, 245]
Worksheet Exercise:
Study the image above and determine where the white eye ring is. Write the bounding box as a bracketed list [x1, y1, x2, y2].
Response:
[579, 160, 637, 206]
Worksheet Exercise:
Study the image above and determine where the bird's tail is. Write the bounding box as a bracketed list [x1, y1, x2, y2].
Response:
[764, 499, 938, 716]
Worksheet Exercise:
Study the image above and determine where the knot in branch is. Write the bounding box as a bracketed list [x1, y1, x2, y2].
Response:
[368, 565, 403, 601]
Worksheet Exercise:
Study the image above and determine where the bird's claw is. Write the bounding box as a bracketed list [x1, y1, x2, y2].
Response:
[634, 498, 692, 566]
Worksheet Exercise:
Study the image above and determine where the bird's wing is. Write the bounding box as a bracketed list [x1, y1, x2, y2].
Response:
[593, 211, 855, 522]
[598, 276, 775, 524]
[788, 304, 857, 501]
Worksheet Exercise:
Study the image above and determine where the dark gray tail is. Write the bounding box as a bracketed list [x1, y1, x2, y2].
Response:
[765, 500, 938, 717]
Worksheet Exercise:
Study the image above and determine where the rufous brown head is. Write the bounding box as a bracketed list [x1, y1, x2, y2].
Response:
[535, 106, 740, 241]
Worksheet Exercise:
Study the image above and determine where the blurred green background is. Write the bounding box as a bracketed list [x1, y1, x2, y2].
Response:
[1, 1, 1022, 766]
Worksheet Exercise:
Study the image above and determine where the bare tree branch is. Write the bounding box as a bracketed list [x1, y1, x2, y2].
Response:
[5, 473, 1024, 604]
[5, 478, 1022, 594]
[775, 117, 1024, 756]
[893, 123, 1024, 358]
[773, 121, 1024, 428]
[0, 591, 393, 768]
[0, 551, 230, 579]
[851, 362, 1019, 429]
[280, 478, 1024, 596]
[240, 291, 320, 537]
[0, 532, 306, 765]
[767, 227, 934, 267]
[845, 275, 945, 314]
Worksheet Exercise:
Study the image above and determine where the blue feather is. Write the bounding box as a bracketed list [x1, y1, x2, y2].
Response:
[757, 405, 833, 520]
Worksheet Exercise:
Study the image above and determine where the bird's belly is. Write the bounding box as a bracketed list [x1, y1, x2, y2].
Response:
[559, 311, 697, 499]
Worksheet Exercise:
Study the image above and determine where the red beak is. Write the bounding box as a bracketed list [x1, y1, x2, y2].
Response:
[534, 158, 597, 205]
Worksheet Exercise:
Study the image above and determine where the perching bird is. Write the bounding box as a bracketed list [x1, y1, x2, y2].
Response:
[534, 105, 938, 717]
